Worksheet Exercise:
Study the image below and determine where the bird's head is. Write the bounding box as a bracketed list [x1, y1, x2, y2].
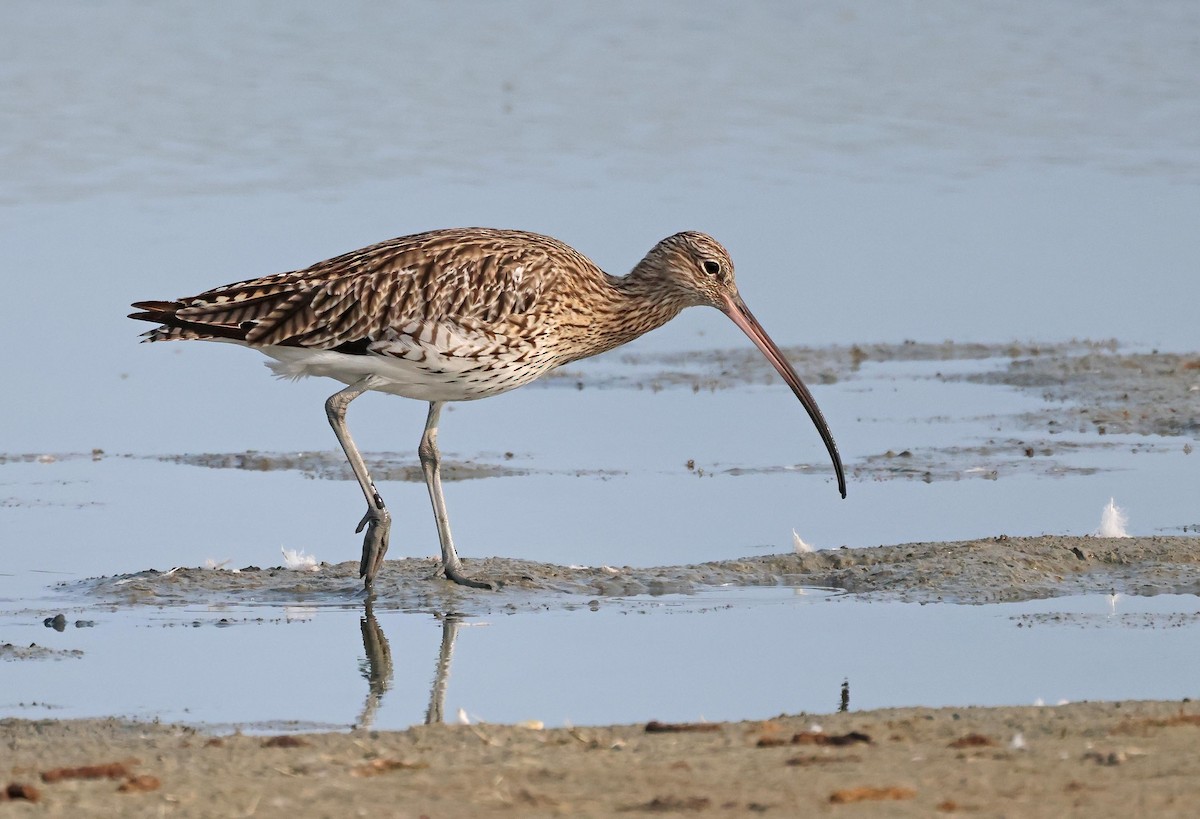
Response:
[642, 231, 740, 310]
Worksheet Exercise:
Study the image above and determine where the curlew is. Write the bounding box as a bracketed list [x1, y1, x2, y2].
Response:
[130, 228, 846, 590]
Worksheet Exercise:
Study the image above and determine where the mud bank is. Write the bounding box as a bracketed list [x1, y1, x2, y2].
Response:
[67, 535, 1200, 613]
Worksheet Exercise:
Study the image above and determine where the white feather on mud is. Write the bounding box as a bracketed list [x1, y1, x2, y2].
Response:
[792, 529, 814, 553]
[282, 547, 320, 571]
[1096, 498, 1130, 538]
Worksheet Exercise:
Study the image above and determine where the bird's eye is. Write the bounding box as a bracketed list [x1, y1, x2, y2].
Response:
[702, 260, 721, 276]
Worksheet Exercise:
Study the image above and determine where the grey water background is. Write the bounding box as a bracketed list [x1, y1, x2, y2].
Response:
[2, 1, 1198, 729]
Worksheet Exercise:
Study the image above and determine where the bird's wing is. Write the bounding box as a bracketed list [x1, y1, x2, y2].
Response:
[132, 229, 585, 349]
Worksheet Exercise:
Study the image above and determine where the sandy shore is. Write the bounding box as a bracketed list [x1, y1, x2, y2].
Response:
[5, 699, 1200, 817]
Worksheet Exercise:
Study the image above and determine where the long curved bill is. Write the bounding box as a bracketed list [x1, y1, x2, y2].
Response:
[721, 294, 847, 498]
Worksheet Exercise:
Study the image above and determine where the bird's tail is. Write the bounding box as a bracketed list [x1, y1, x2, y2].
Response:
[128, 300, 248, 342]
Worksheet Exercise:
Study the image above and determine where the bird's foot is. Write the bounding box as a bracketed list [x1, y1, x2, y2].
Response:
[441, 561, 498, 591]
[357, 506, 391, 586]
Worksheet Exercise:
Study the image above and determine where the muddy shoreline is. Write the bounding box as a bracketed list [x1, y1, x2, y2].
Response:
[65, 535, 1200, 614]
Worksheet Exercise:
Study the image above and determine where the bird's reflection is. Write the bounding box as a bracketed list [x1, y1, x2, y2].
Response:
[355, 597, 462, 729]
[356, 597, 393, 729]
[424, 612, 461, 725]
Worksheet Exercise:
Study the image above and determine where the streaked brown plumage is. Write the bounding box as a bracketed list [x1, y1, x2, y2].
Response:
[131, 227, 845, 590]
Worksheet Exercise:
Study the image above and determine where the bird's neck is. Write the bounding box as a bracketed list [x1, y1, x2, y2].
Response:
[559, 262, 689, 362]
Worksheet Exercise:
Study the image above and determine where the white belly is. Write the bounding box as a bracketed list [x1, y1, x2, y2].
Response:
[258, 345, 554, 402]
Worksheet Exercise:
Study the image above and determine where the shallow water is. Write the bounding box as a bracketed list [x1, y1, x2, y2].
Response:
[3, 349, 1194, 586]
[6, 588, 1200, 732]
[1, 1, 1198, 731]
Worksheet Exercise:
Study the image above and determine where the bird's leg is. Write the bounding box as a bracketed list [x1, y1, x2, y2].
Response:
[418, 401, 495, 590]
[325, 376, 390, 587]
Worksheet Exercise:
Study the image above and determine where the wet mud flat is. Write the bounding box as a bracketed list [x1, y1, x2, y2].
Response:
[553, 340, 1200, 477]
[5, 700, 1200, 817]
[550, 338, 1200, 441]
[68, 535, 1200, 614]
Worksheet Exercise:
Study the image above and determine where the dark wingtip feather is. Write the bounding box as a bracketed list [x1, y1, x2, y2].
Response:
[129, 300, 182, 326]
[130, 300, 180, 311]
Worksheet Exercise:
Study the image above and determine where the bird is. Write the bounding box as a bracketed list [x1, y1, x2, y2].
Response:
[130, 227, 846, 590]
